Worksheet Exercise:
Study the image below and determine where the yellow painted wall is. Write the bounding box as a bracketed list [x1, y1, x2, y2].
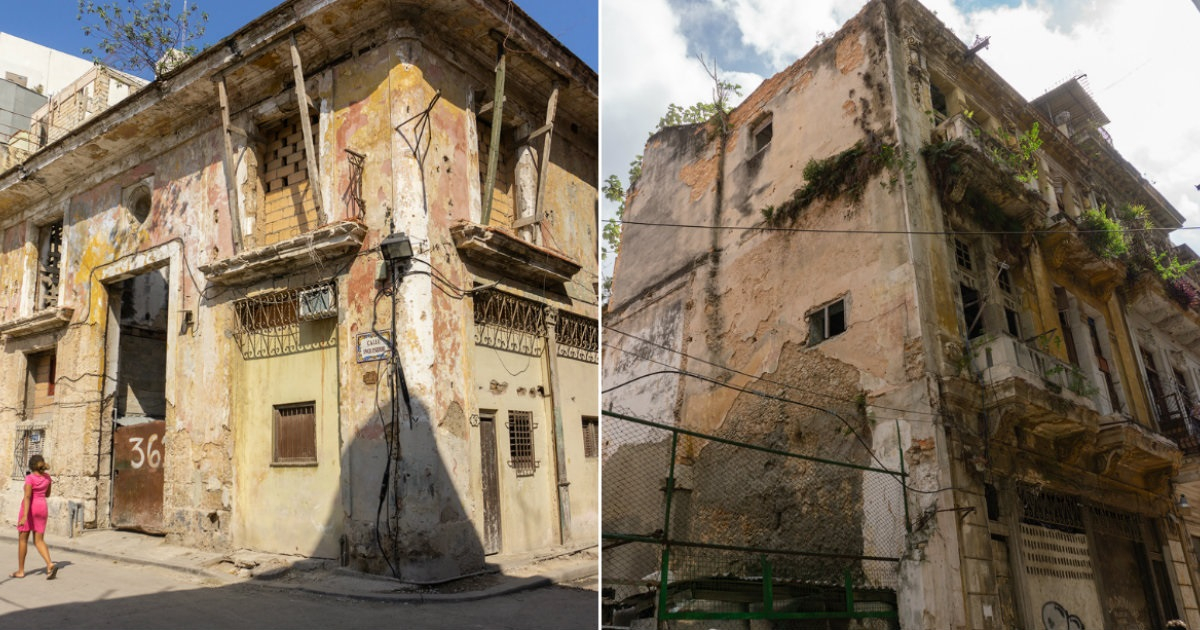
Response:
[471, 343, 557, 554]
[233, 319, 342, 557]
[557, 353, 599, 542]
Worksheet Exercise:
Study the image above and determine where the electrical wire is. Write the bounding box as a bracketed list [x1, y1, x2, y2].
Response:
[602, 367, 959, 496]
[609, 217, 1200, 236]
[603, 324, 942, 418]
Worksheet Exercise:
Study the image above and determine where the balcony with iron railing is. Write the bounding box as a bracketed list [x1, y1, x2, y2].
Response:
[1151, 387, 1200, 456]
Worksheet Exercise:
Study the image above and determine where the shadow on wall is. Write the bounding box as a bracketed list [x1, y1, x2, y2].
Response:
[199, 276, 488, 582]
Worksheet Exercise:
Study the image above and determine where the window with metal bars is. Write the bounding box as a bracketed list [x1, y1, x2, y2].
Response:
[12, 428, 44, 479]
[506, 410, 538, 476]
[36, 221, 62, 310]
[582, 416, 598, 458]
[556, 312, 598, 362]
[273, 402, 317, 465]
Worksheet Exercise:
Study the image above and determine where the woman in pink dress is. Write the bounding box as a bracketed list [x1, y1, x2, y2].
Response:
[12, 454, 56, 579]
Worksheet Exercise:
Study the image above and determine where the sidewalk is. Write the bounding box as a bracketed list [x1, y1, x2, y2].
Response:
[0, 529, 597, 603]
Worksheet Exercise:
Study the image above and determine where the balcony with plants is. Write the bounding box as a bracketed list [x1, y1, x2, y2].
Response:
[922, 112, 1047, 229]
[967, 331, 1101, 441]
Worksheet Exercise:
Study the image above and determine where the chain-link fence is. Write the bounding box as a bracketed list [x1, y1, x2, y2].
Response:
[602, 410, 909, 628]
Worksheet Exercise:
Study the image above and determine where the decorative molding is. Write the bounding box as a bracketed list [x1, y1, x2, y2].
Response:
[0, 307, 74, 341]
[199, 221, 366, 286]
[451, 221, 581, 286]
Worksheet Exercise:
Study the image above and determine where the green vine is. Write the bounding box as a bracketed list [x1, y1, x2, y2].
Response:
[762, 136, 906, 225]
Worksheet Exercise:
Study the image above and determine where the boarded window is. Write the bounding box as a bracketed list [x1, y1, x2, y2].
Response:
[12, 428, 44, 479]
[582, 416, 598, 458]
[507, 410, 537, 476]
[273, 402, 316, 465]
[24, 349, 56, 419]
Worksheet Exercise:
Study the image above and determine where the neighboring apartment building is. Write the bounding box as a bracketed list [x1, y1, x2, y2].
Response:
[0, 0, 598, 581]
[0, 33, 95, 98]
[603, 0, 1200, 627]
[0, 35, 144, 177]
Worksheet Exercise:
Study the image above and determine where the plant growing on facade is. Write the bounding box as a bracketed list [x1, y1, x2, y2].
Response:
[602, 61, 741, 303]
[78, 0, 209, 78]
[762, 136, 899, 225]
[1166, 277, 1200, 309]
[991, 122, 1041, 183]
[1077, 209, 1127, 259]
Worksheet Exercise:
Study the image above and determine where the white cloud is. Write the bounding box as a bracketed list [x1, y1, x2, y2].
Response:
[600, 0, 762, 275]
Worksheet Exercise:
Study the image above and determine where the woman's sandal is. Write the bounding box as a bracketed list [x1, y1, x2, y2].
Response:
[46, 565, 57, 580]
[8, 572, 24, 579]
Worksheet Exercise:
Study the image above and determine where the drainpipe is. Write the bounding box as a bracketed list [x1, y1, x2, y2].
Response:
[543, 307, 572, 543]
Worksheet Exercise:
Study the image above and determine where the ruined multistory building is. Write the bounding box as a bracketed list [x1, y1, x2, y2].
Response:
[0, 0, 597, 581]
[603, 0, 1200, 626]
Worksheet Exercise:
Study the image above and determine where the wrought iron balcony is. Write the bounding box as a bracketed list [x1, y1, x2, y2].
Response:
[1151, 388, 1200, 456]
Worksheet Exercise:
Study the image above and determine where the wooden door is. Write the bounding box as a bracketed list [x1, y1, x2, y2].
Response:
[480, 414, 502, 555]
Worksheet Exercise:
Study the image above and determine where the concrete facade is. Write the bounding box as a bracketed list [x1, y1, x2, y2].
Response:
[0, 0, 597, 582]
[0, 33, 94, 98]
[603, 0, 1200, 627]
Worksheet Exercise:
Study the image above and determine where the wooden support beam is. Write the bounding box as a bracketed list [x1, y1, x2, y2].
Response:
[480, 48, 507, 226]
[210, 25, 306, 80]
[532, 83, 560, 227]
[290, 33, 323, 220]
[217, 78, 244, 253]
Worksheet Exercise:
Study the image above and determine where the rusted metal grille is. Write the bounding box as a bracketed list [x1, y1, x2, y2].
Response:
[473, 289, 545, 356]
[232, 284, 337, 359]
[1018, 485, 1084, 532]
[344, 149, 366, 219]
[12, 428, 44, 479]
[274, 402, 317, 465]
[556, 312, 598, 363]
[582, 416, 598, 458]
[1090, 506, 1144, 541]
[37, 221, 62, 310]
[506, 410, 538, 476]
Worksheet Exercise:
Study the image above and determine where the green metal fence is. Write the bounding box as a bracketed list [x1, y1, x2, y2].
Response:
[602, 410, 909, 628]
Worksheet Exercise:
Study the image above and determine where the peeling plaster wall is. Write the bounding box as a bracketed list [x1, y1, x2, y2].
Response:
[604, 0, 936, 594]
[0, 0, 596, 580]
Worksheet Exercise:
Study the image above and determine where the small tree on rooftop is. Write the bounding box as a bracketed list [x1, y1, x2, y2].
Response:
[78, 0, 209, 78]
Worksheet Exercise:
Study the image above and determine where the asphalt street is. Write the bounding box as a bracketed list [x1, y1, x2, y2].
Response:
[0, 543, 599, 628]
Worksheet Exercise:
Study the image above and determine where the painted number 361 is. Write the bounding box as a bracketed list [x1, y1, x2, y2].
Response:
[128, 435, 162, 469]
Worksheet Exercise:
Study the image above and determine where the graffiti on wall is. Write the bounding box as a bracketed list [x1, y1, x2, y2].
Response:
[1043, 601, 1085, 630]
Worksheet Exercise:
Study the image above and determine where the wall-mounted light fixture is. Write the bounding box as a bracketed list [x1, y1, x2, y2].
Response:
[1180, 494, 1191, 510]
[379, 232, 414, 262]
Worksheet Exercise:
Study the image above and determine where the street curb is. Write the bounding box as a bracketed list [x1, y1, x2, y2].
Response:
[283, 563, 597, 603]
[0, 532, 596, 602]
[0, 532, 230, 582]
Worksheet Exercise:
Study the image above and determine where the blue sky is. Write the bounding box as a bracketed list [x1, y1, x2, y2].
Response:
[2, 0, 597, 76]
[601, 0, 1200, 280]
